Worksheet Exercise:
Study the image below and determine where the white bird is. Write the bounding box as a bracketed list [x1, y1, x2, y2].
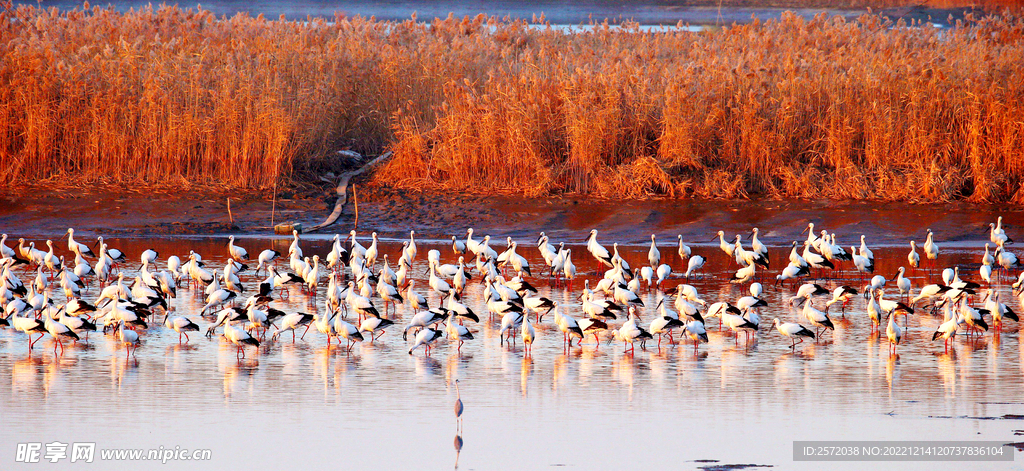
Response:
[996, 247, 1020, 272]
[549, 242, 567, 276]
[730, 263, 755, 284]
[428, 261, 453, 299]
[684, 319, 708, 353]
[115, 321, 141, 358]
[858, 289, 881, 334]
[346, 281, 381, 321]
[452, 235, 467, 255]
[824, 285, 859, 316]
[721, 306, 758, 344]
[499, 309, 525, 345]
[502, 242, 531, 276]
[359, 316, 393, 343]
[851, 246, 873, 276]
[585, 229, 613, 268]
[980, 263, 993, 284]
[446, 291, 480, 324]
[96, 236, 125, 263]
[802, 241, 834, 272]
[257, 249, 280, 276]
[577, 317, 609, 346]
[478, 236, 499, 263]
[348, 230, 365, 260]
[773, 318, 815, 348]
[43, 240, 62, 274]
[715, 231, 735, 257]
[613, 307, 651, 353]
[405, 230, 418, 263]
[523, 295, 555, 322]
[990, 219, 1012, 246]
[677, 235, 691, 259]
[63, 228, 95, 257]
[403, 308, 446, 341]
[465, 228, 481, 255]
[1013, 272, 1024, 296]
[364, 232, 380, 267]
[270, 312, 315, 342]
[865, 274, 886, 297]
[613, 283, 643, 307]
[0, 233, 15, 259]
[893, 267, 912, 299]
[932, 309, 960, 353]
[10, 311, 47, 350]
[289, 230, 304, 259]
[43, 311, 79, 355]
[801, 296, 835, 338]
[537, 233, 557, 266]
[521, 315, 536, 355]
[775, 263, 808, 286]
[201, 284, 237, 315]
[984, 289, 1019, 331]
[750, 227, 769, 261]
[877, 290, 914, 323]
[655, 264, 671, 288]
[923, 229, 939, 262]
[445, 312, 474, 350]
[140, 248, 158, 265]
[223, 321, 260, 357]
[408, 327, 443, 355]
[552, 306, 584, 347]
[908, 241, 920, 268]
[648, 234, 660, 267]
[563, 249, 577, 289]
[982, 243, 995, 267]
[649, 315, 685, 348]
[164, 316, 200, 343]
[911, 283, 951, 306]
[858, 235, 874, 264]
[788, 241, 807, 268]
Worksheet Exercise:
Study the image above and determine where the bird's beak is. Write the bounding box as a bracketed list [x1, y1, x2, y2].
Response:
[59, 232, 69, 241]
[801, 226, 809, 234]
[709, 234, 718, 242]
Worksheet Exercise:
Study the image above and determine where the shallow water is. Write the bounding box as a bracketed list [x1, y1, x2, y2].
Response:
[2, 235, 1024, 470]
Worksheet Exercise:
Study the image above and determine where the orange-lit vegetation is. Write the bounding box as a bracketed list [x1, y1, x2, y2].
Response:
[1, 4, 1022, 201]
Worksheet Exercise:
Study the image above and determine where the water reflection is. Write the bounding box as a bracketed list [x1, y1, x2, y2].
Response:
[453, 434, 463, 469]
[0, 237, 1022, 469]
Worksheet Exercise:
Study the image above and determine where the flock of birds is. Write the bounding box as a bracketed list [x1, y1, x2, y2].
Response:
[1, 217, 1023, 361]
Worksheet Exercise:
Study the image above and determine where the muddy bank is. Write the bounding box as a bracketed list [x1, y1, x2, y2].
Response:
[2, 186, 1022, 247]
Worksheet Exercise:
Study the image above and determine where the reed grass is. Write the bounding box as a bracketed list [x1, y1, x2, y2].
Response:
[1, 3, 1023, 202]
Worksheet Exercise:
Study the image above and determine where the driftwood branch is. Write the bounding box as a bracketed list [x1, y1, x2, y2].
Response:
[309, 151, 393, 231]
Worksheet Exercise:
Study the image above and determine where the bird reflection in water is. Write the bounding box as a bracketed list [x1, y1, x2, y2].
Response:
[109, 355, 140, 390]
[520, 355, 533, 397]
[221, 358, 258, 399]
[453, 433, 463, 469]
[886, 353, 900, 390]
[11, 354, 47, 394]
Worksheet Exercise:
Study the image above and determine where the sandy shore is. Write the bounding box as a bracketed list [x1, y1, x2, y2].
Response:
[2, 185, 1021, 247]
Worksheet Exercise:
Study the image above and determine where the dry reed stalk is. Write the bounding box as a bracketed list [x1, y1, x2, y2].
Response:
[0, 6, 1022, 203]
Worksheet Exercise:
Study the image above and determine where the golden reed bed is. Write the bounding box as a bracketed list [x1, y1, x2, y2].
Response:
[0, 3, 1022, 202]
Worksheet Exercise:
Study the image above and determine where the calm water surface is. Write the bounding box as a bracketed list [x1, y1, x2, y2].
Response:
[2, 235, 1023, 470]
